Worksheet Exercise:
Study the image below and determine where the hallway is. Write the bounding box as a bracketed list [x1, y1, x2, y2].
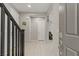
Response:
[19, 3, 59, 56]
[0, 3, 79, 56]
[0, 3, 59, 56]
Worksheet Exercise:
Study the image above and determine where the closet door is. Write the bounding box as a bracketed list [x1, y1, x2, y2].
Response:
[31, 17, 46, 41]
[31, 18, 38, 40]
[37, 19, 46, 40]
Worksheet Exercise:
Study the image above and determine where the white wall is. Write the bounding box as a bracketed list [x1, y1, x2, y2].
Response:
[48, 3, 59, 55]
[4, 3, 20, 25]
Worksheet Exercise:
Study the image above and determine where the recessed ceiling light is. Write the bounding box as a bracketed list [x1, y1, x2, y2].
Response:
[27, 5, 31, 8]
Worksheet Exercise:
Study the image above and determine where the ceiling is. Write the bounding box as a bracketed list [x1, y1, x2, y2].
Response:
[10, 3, 51, 13]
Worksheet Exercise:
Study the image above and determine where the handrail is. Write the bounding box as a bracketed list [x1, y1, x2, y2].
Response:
[0, 3, 21, 31]
[0, 3, 24, 56]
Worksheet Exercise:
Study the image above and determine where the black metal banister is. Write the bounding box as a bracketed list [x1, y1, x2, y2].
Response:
[21, 30, 24, 56]
[1, 6, 5, 56]
[7, 16, 10, 56]
[0, 3, 24, 56]
[15, 27, 17, 56]
[0, 3, 21, 31]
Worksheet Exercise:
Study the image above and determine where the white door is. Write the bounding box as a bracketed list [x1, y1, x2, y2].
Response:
[59, 3, 79, 56]
[37, 20, 45, 40]
[31, 17, 46, 41]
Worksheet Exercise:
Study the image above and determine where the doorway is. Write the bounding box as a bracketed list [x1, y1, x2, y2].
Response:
[31, 17, 46, 41]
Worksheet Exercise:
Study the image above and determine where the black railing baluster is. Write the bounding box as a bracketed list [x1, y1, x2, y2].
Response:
[12, 23, 14, 56]
[0, 6, 1, 56]
[19, 31, 21, 56]
[7, 16, 10, 56]
[17, 29, 18, 56]
[18, 30, 19, 56]
[20, 31, 22, 56]
[1, 7, 5, 56]
[19, 31, 20, 56]
[16, 27, 17, 56]
[21, 30, 24, 56]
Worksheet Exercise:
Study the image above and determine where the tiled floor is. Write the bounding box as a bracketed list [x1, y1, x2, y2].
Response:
[24, 40, 59, 56]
